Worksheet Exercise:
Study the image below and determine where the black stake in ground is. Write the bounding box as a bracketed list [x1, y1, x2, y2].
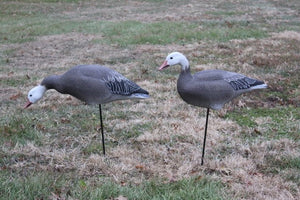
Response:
[201, 108, 210, 165]
[99, 104, 105, 155]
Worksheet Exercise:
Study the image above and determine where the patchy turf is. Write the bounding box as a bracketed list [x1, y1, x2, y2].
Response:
[0, 0, 299, 199]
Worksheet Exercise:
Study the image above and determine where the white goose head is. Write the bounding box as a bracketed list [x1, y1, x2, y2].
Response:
[159, 52, 189, 71]
[24, 85, 47, 108]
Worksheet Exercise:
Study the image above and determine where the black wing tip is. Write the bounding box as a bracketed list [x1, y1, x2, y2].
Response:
[136, 88, 149, 95]
[106, 79, 149, 96]
[248, 78, 265, 87]
[230, 77, 266, 91]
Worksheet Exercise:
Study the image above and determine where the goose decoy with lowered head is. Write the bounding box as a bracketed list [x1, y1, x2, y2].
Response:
[159, 52, 267, 165]
[25, 64, 150, 155]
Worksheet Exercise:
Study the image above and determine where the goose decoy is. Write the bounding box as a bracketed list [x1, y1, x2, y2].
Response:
[25, 64, 149, 155]
[159, 52, 267, 165]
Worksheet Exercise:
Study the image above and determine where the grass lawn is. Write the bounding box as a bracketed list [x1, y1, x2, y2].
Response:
[0, 0, 299, 199]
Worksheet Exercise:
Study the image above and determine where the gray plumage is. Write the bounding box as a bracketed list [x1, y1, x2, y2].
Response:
[177, 69, 267, 110]
[160, 52, 267, 110]
[40, 64, 149, 104]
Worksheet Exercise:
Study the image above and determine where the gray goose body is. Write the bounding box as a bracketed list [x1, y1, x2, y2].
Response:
[177, 68, 266, 110]
[25, 64, 149, 155]
[160, 52, 267, 165]
[41, 64, 149, 104]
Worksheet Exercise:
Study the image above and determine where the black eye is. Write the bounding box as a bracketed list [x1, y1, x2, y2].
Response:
[170, 57, 173, 59]
[30, 94, 32, 97]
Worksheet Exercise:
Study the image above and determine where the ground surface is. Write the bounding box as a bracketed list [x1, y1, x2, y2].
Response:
[0, 0, 299, 199]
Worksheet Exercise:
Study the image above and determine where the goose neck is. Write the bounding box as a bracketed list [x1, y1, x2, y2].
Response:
[180, 57, 190, 72]
[41, 75, 60, 90]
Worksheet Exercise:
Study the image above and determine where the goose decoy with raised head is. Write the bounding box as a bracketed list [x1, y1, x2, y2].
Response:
[159, 52, 267, 165]
[25, 64, 150, 155]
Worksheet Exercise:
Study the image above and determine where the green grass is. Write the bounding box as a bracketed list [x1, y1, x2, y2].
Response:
[284, 169, 300, 186]
[0, 15, 268, 45]
[271, 157, 300, 171]
[0, 171, 228, 200]
[100, 21, 268, 46]
[4, 0, 79, 3]
[206, 10, 244, 16]
[1, 76, 29, 87]
[225, 106, 300, 140]
[0, 113, 43, 145]
[258, 155, 300, 174]
[115, 122, 153, 141]
[0, 0, 269, 47]
[0, 104, 99, 146]
[83, 141, 103, 155]
[258, 155, 300, 187]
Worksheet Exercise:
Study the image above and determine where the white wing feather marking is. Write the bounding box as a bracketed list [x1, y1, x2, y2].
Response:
[104, 71, 141, 95]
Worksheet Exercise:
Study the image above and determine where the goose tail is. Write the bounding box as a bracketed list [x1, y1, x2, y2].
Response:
[251, 83, 268, 90]
[131, 93, 150, 99]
